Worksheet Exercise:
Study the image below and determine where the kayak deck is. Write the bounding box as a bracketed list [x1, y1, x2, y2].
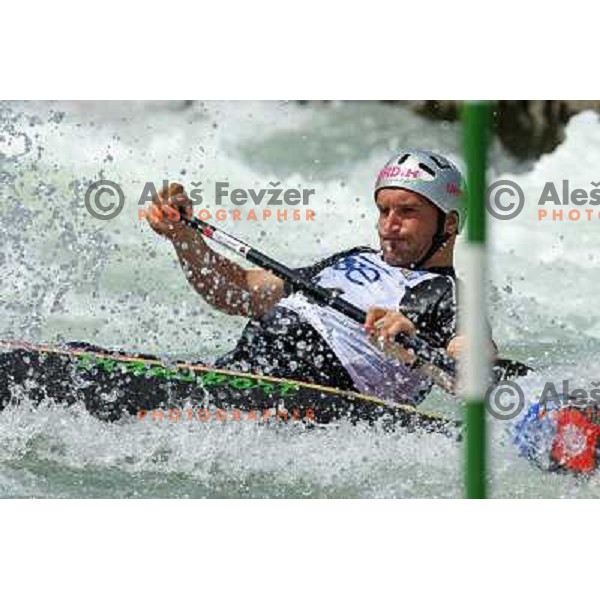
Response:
[0, 341, 458, 436]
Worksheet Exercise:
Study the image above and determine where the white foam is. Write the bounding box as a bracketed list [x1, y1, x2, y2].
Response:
[1, 101, 597, 497]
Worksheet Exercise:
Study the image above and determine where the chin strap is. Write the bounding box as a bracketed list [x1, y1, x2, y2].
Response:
[411, 210, 450, 269]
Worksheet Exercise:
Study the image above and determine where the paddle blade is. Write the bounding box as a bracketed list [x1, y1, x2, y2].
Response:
[493, 359, 533, 381]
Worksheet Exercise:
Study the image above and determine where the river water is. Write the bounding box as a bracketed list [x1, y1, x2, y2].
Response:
[1, 100, 598, 497]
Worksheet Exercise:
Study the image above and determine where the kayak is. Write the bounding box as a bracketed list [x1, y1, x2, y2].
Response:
[0, 339, 458, 435]
[3, 339, 553, 455]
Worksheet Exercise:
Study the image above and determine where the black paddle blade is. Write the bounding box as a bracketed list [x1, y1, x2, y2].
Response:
[493, 358, 534, 381]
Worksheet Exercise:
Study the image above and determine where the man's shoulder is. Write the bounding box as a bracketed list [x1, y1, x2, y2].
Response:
[283, 246, 378, 295]
[403, 272, 456, 309]
[400, 273, 458, 348]
[297, 246, 378, 274]
[318, 245, 378, 263]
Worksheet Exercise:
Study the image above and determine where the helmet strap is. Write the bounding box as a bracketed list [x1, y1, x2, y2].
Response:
[411, 210, 450, 269]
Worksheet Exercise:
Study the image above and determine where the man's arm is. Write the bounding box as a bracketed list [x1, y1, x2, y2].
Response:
[146, 183, 284, 318]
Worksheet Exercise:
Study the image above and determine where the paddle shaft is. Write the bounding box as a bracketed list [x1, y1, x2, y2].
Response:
[180, 215, 457, 378]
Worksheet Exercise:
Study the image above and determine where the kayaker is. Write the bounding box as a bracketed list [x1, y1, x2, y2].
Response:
[146, 149, 494, 405]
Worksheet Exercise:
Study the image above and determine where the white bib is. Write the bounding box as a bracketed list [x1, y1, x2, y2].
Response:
[279, 251, 439, 404]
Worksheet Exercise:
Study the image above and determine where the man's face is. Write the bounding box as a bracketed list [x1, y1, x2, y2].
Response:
[376, 188, 441, 267]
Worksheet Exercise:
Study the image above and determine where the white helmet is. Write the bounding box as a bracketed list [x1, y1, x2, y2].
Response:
[374, 149, 466, 232]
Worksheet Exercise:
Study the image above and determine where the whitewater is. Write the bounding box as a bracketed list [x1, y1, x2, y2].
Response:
[1, 100, 598, 497]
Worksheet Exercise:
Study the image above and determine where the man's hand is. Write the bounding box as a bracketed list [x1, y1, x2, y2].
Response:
[146, 182, 194, 242]
[364, 307, 417, 365]
[446, 335, 498, 360]
[143, 180, 283, 318]
[446, 336, 466, 360]
[364, 308, 476, 394]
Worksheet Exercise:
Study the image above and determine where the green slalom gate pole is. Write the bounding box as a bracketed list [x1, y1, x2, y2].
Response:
[462, 102, 492, 499]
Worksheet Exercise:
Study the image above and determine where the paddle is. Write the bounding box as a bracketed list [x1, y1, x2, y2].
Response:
[178, 214, 533, 388]
[179, 215, 457, 371]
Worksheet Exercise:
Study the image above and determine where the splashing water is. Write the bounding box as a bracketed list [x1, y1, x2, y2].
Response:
[1, 100, 599, 497]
